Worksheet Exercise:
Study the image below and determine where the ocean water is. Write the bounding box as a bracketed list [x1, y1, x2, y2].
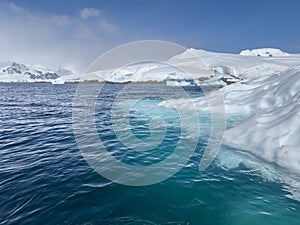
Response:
[1, 83, 300, 225]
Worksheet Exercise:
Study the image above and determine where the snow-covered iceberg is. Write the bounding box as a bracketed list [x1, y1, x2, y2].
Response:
[223, 67, 300, 173]
[161, 64, 300, 175]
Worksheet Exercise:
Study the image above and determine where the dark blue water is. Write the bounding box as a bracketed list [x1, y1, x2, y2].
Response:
[1, 83, 300, 225]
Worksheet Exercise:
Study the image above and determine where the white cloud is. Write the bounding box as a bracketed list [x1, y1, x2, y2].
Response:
[98, 19, 116, 33]
[0, 3, 118, 72]
[80, 8, 100, 19]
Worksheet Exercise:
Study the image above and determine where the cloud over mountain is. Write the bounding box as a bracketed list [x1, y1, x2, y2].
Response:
[0, 3, 118, 72]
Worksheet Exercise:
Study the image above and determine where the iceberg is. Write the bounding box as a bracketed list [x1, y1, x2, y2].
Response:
[161, 65, 300, 198]
[223, 67, 300, 173]
[161, 64, 300, 175]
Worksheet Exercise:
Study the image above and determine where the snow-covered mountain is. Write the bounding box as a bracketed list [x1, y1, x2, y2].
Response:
[73, 47, 300, 85]
[0, 61, 73, 83]
[1, 48, 300, 85]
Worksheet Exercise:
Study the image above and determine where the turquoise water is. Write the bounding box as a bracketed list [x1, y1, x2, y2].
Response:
[1, 83, 300, 224]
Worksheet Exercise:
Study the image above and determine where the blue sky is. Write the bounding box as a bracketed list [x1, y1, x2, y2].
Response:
[1, 0, 300, 71]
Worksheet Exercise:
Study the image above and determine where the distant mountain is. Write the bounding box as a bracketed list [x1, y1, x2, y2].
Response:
[0, 61, 73, 83]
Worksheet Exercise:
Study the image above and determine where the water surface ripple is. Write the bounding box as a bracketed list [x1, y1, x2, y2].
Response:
[0, 83, 299, 225]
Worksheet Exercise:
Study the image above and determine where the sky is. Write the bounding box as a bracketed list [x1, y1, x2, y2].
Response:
[0, 0, 300, 72]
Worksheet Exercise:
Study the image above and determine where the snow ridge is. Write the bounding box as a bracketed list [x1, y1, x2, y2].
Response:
[239, 48, 290, 57]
